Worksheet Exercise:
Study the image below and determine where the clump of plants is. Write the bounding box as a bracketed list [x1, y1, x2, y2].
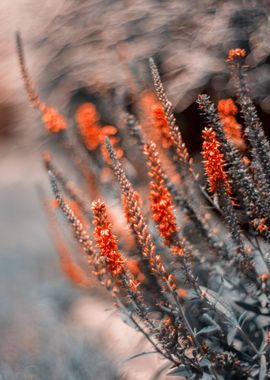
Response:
[17, 33, 270, 379]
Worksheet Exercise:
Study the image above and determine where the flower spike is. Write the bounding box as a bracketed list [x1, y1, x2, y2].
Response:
[144, 141, 178, 246]
[105, 137, 177, 292]
[149, 58, 190, 169]
[202, 127, 231, 196]
[92, 200, 126, 279]
[16, 32, 67, 133]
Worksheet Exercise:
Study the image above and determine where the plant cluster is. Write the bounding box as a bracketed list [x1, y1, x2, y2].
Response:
[17, 33, 270, 379]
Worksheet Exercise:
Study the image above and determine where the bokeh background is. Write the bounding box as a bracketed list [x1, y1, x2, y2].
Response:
[1, 1, 270, 379]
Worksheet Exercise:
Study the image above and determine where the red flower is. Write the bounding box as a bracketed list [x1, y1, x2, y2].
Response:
[58, 240, 91, 288]
[218, 98, 238, 116]
[127, 259, 145, 282]
[92, 200, 140, 293]
[106, 138, 177, 291]
[40, 106, 67, 133]
[218, 99, 246, 150]
[76, 103, 101, 150]
[252, 218, 270, 234]
[92, 200, 126, 279]
[227, 48, 246, 61]
[260, 273, 269, 282]
[177, 288, 187, 299]
[202, 127, 231, 195]
[152, 103, 174, 149]
[144, 142, 178, 246]
[76, 103, 123, 161]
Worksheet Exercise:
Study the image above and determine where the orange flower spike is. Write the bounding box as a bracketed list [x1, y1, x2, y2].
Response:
[218, 98, 245, 150]
[92, 199, 140, 293]
[144, 141, 178, 246]
[152, 103, 174, 148]
[101, 125, 118, 136]
[227, 48, 246, 61]
[218, 98, 238, 116]
[139, 90, 178, 181]
[202, 127, 231, 195]
[40, 105, 67, 133]
[260, 273, 269, 282]
[16, 34, 67, 134]
[140, 90, 174, 149]
[76, 103, 101, 150]
[51, 198, 59, 209]
[252, 218, 270, 234]
[93, 201, 136, 288]
[105, 138, 177, 291]
[42, 189, 91, 289]
[177, 288, 187, 299]
[127, 259, 145, 282]
[92, 200, 126, 278]
[162, 315, 172, 327]
[140, 90, 157, 112]
[139, 90, 161, 141]
[58, 241, 91, 288]
[76, 103, 123, 160]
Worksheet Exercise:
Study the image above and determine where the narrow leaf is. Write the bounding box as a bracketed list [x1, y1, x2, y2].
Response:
[259, 354, 267, 380]
[196, 325, 220, 336]
[227, 327, 237, 346]
[167, 365, 191, 377]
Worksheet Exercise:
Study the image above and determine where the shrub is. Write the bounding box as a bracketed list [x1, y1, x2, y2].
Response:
[17, 33, 270, 379]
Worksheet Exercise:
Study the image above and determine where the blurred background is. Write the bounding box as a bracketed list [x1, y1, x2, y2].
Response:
[1, 0, 270, 379]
